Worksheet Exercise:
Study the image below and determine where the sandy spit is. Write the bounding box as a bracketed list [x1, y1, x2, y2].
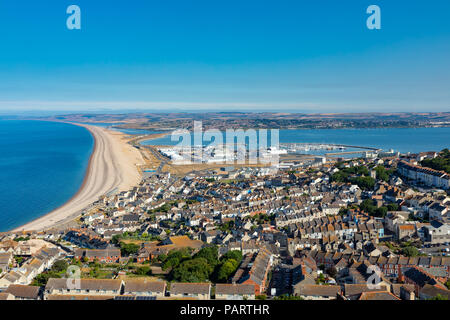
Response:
[12, 123, 145, 232]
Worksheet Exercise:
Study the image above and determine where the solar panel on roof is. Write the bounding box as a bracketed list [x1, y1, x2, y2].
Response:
[114, 296, 136, 300]
[136, 296, 156, 300]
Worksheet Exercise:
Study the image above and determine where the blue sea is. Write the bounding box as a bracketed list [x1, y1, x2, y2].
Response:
[0, 120, 94, 232]
[141, 127, 450, 154]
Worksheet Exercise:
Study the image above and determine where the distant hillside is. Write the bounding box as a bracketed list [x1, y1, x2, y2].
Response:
[30, 112, 450, 131]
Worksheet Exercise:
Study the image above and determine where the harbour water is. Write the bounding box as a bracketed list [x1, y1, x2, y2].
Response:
[141, 127, 450, 154]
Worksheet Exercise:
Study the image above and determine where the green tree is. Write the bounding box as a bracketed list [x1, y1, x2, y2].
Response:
[120, 242, 140, 256]
[357, 166, 369, 176]
[52, 259, 69, 273]
[194, 246, 219, 267]
[136, 266, 152, 276]
[112, 234, 122, 244]
[14, 256, 24, 265]
[162, 248, 192, 270]
[375, 166, 389, 182]
[221, 250, 243, 264]
[387, 203, 399, 211]
[172, 258, 212, 282]
[32, 271, 60, 286]
[402, 246, 419, 257]
[360, 199, 377, 215]
[375, 206, 388, 218]
[421, 149, 450, 174]
[217, 259, 238, 282]
[351, 176, 376, 190]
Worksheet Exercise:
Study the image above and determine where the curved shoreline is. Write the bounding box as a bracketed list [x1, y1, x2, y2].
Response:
[12, 123, 145, 232]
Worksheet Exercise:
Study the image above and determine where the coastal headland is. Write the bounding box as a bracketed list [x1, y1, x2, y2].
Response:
[12, 123, 145, 232]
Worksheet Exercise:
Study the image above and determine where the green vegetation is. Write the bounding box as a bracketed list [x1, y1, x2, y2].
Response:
[169, 247, 217, 282]
[52, 260, 69, 272]
[421, 149, 450, 174]
[218, 220, 234, 232]
[445, 279, 450, 290]
[158, 246, 242, 283]
[215, 250, 243, 283]
[315, 273, 326, 284]
[379, 241, 423, 257]
[14, 256, 24, 265]
[160, 247, 193, 270]
[387, 203, 399, 211]
[428, 294, 448, 300]
[331, 165, 376, 190]
[331, 165, 368, 182]
[148, 200, 181, 214]
[112, 231, 161, 244]
[374, 165, 392, 182]
[351, 176, 376, 190]
[172, 258, 212, 282]
[251, 213, 275, 225]
[119, 242, 140, 256]
[13, 236, 30, 242]
[332, 164, 395, 190]
[31, 259, 70, 286]
[401, 246, 419, 257]
[359, 199, 388, 218]
[135, 266, 152, 276]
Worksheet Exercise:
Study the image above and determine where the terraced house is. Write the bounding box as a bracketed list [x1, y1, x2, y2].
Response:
[169, 283, 211, 300]
[215, 284, 256, 300]
[397, 161, 450, 190]
[75, 247, 121, 263]
[233, 247, 273, 295]
[44, 278, 123, 299]
[123, 279, 166, 298]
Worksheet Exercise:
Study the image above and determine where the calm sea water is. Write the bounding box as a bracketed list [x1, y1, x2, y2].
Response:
[141, 127, 450, 154]
[0, 120, 93, 231]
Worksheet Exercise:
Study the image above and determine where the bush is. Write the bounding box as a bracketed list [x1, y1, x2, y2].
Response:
[193, 246, 219, 267]
[216, 259, 238, 282]
[221, 250, 243, 263]
[172, 258, 212, 282]
[52, 260, 69, 272]
[136, 266, 152, 276]
[120, 242, 140, 256]
[402, 246, 419, 257]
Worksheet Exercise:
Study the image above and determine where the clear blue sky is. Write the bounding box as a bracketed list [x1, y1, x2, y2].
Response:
[0, 0, 449, 113]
